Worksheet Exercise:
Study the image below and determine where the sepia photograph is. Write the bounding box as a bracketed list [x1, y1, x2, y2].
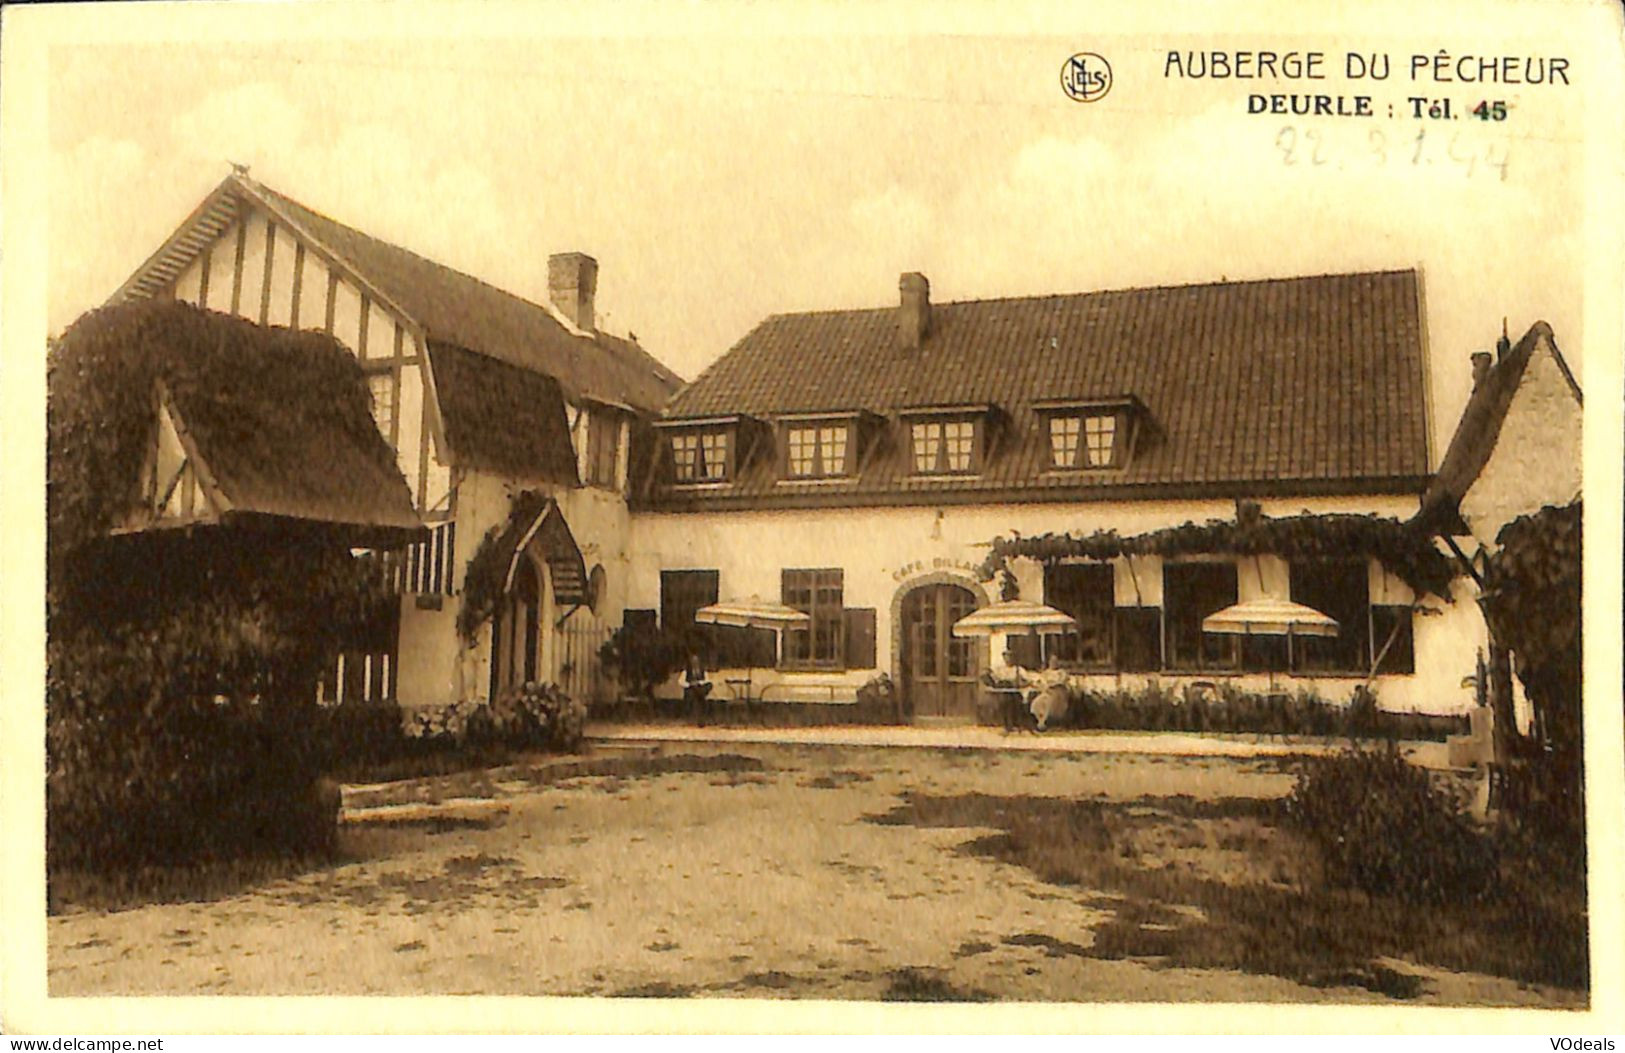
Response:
[2, 0, 1622, 1035]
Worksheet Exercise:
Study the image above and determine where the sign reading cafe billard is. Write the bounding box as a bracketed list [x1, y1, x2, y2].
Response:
[893, 557, 980, 583]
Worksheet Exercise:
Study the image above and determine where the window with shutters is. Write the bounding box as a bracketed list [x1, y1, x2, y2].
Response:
[1043, 563, 1115, 669]
[1163, 562, 1240, 671]
[781, 568, 844, 669]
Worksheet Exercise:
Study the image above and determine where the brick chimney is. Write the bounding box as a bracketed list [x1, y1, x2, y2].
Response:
[1470, 351, 1493, 390]
[548, 252, 598, 332]
[898, 272, 930, 350]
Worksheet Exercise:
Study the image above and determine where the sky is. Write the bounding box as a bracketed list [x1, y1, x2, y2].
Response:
[42, 10, 1604, 459]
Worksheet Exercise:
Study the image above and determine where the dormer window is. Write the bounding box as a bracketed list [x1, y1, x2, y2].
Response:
[901, 405, 993, 477]
[657, 414, 767, 486]
[1035, 397, 1143, 472]
[787, 423, 850, 478]
[912, 419, 976, 474]
[672, 429, 730, 482]
[1049, 412, 1122, 469]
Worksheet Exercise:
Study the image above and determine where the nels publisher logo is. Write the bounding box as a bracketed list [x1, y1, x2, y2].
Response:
[1061, 52, 1113, 102]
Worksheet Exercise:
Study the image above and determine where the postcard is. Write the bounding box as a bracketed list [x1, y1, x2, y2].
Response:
[2, 0, 1621, 1036]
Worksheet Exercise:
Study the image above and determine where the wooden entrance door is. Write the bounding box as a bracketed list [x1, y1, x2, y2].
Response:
[901, 584, 980, 719]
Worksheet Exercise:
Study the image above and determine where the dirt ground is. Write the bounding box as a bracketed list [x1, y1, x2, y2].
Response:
[47, 743, 1584, 1005]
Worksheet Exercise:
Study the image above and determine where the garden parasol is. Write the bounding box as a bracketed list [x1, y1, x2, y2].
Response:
[1202, 596, 1338, 688]
[693, 597, 810, 700]
[952, 598, 1078, 669]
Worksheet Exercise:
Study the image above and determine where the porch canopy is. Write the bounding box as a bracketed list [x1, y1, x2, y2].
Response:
[951, 599, 1077, 638]
[1201, 597, 1339, 637]
[502, 498, 589, 606]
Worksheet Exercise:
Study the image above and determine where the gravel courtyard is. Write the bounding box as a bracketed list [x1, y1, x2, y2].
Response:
[47, 742, 1583, 1005]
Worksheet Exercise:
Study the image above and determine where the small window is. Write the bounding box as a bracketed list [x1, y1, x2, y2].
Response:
[911, 418, 978, 475]
[367, 372, 396, 442]
[1048, 412, 1122, 469]
[672, 429, 730, 482]
[587, 410, 620, 488]
[786, 423, 850, 478]
[782, 568, 845, 669]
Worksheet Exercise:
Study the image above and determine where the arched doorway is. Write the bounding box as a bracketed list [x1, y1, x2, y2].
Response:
[491, 555, 545, 696]
[898, 581, 981, 719]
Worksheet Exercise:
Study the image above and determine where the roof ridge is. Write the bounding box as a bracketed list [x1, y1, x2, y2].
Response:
[743, 268, 1418, 322]
[241, 175, 609, 340]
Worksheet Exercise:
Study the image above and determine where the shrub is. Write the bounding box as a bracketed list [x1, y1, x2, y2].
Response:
[489, 682, 587, 752]
[1285, 747, 1498, 905]
[599, 622, 693, 701]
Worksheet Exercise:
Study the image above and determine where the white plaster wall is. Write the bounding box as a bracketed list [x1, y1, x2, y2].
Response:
[173, 260, 202, 304]
[1460, 336, 1583, 547]
[265, 224, 301, 327]
[205, 229, 238, 310]
[237, 211, 268, 319]
[293, 249, 333, 330]
[395, 598, 461, 709]
[626, 491, 1483, 712]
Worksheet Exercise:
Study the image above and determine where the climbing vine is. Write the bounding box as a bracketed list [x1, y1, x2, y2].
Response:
[976, 507, 1459, 600]
[1479, 501, 1582, 831]
[457, 489, 554, 642]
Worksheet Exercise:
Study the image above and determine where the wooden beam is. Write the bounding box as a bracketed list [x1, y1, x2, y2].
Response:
[197, 245, 212, 309]
[259, 220, 277, 324]
[324, 270, 338, 334]
[389, 321, 404, 448]
[290, 242, 305, 326]
[229, 219, 248, 316]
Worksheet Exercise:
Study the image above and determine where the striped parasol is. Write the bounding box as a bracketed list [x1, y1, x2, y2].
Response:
[951, 599, 1078, 638]
[693, 598, 811, 630]
[1201, 597, 1339, 637]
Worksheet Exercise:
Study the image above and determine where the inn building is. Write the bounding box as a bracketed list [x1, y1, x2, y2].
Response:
[626, 270, 1491, 716]
[104, 170, 1578, 720]
[109, 170, 683, 709]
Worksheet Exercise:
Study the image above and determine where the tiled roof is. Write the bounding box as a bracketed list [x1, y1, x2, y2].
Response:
[1417, 321, 1580, 535]
[650, 270, 1431, 508]
[427, 342, 580, 486]
[245, 178, 684, 414]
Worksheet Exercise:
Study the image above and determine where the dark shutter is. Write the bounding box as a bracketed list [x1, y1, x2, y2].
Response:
[1369, 606, 1415, 674]
[624, 609, 657, 633]
[1113, 607, 1162, 672]
[1007, 631, 1043, 670]
[844, 608, 877, 669]
[660, 570, 719, 631]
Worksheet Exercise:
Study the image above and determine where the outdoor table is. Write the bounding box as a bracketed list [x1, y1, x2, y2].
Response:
[986, 685, 1034, 733]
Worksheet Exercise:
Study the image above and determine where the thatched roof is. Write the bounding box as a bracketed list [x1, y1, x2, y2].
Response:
[49, 301, 423, 546]
[1417, 322, 1581, 535]
[242, 176, 684, 414]
[427, 342, 580, 485]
